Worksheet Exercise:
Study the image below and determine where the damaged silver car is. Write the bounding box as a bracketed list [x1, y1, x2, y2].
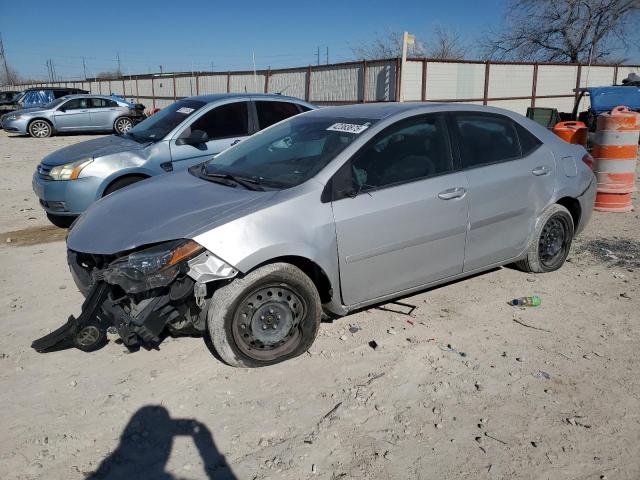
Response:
[33, 103, 596, 367]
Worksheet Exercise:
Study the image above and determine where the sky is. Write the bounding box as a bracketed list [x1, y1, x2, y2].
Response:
[0, 0, 638, 81]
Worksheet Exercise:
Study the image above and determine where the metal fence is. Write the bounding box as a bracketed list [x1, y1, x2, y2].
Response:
[2, 58, 639, 115]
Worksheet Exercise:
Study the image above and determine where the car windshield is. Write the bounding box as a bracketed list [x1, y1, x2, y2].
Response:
[125, 99, 206, 143]
[198, 115, 378, 189]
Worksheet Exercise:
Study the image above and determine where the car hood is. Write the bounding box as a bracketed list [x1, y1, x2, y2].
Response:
[67, 170, 278, 255]
[41, 135, 147, 166]
[5, 106, 48, 116]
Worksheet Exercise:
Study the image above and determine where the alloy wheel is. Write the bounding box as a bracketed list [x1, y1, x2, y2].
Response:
[30, 121, 50, 138]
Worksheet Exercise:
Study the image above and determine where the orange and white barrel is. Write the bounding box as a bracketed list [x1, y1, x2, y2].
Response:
[552, 121, 588, 146]
[592, 106, 639, 212]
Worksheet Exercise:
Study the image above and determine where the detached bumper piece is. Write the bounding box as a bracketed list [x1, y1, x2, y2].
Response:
[31, 282, 110, 353]
[31, 277, 198, 354]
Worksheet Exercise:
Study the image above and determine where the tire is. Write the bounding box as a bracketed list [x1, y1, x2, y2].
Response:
[73, 322, 107, 352]
[515, 204, 574, 273]
[113, 116, 133, 135]
[103, 176, 146, 196]
[47, 213, 76, 229]
[28, 119, 53, 138]
[207, 263, 322, 368]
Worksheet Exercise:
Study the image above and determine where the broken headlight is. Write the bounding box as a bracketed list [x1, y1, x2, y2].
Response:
[102, 239, 204, 293]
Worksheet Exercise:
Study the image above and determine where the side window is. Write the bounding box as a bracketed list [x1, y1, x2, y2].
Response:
[188, 101, 249, 139]
[349, 114, 452, 192]
[454, 114, 521, 168]
[515, 123, 542, 156]
[89, 98, 105, 108]
[255, 101, 301, 129]
[62, 98, 88, 110]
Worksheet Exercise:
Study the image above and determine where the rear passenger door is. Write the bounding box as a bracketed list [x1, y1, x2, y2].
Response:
[451, 112, 555, 271]
[254, 100, 306, 130]
[169, 100, 251, 170]
[331, 114, 469, 306]
[89, 97, 119, 129]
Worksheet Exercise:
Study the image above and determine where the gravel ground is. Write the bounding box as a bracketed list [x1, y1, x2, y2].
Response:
[0, 130, 639, 480]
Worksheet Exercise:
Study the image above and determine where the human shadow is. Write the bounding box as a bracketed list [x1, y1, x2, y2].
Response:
[87, 405, 236, 479]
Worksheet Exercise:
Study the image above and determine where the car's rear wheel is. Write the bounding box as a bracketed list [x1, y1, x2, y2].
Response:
[28, 119, 53, 138]
[515, 204, 574, 273]
[207, 263, 322, 367]
[113, 116, 133, 135]
[46, 213, 76, 229]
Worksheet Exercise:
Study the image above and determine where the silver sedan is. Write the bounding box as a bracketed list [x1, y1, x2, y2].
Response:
[1, 94, 144, 137]
[50, 103, 596, 366]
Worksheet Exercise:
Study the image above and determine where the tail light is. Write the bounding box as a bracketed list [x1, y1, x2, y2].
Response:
[581, 153, 594, 170]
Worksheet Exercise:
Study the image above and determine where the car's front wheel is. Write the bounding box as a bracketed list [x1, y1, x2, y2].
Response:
[207, 263, 322, 367]
[516, 204, 574, 273]
[113, 116, 133, 135]
[28, 119, 53, 138]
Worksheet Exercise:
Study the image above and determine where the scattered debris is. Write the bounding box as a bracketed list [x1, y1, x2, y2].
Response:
[348, 324, 361, 334]
[509, 295, 541, 307]
[533, 371, 551, 380]
[439, 344, 467, 358]
[484, 432, 508, 445]
[387, 328, 397, 335]
[368, 340, 378, 350]
[512, 317, 551, 333]
[376, 300, 417, 316]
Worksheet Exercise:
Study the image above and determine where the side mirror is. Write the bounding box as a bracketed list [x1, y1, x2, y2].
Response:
[176, 129, 208, 146]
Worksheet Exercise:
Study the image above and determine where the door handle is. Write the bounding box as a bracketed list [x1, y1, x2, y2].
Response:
[532, 166, 550, 176]
[230, 139, 242, 146]
[438, 187, 466, 200]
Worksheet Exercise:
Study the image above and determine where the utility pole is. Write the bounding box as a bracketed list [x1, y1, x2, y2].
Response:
[326, 46, 329, 65]
[316, 47, 320, 66]
[116, 53, 121, 77]
[0, 33, 14, 85]
[82, 57, 87, 80]
[159, 65, 163, 75]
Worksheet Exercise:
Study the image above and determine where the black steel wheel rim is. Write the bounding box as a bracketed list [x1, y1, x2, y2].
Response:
[538, 216, 569, 268]
[232, 283, 306, 361]
[75, 325, 101, 347]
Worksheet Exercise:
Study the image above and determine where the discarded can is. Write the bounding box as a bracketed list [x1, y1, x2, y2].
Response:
[509, 295, 541, 307]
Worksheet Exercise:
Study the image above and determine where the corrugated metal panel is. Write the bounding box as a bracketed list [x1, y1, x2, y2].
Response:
[268, 70, 307, 99]
[536, 65, 578, 96]
[230, 74, 265, 93]
[580, 66, 615, 87]
[154, 76, 174, 98]
[311, 64, 361, 102]
[426, 62, 485, 100]
[366, 61, 396, 101]
[198, 74, 228, 94]
[486, 98, 532, 115]
[175, 76, 197, 97]
[137, 79, 153, 97]
[488, 64, 534, 98]
[402, 60, 423, 101]
[534, 96, 576, 114]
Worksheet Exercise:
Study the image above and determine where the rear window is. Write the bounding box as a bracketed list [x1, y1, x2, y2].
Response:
[454, 113, 521, 168]
[256, 101, 302, 129]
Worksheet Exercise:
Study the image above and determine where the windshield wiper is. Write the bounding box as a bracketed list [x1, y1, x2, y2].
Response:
[203, 172, 264, 191]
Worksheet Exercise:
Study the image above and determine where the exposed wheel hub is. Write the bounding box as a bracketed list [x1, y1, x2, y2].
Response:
[539, 217, 567, 267]
[75, 325, 101, 347]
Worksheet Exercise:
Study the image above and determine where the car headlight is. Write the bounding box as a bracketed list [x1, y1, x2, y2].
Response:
[102, 239, 205, 293]
[49, 158, 93, 181]
[6, 114, 21, 121]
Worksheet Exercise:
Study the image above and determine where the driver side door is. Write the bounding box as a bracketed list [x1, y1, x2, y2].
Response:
[53, 98, 91, 131]
[169, 100, 252, 171]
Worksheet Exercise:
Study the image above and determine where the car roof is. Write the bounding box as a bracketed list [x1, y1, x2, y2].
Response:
[301, 102, 449, 120]
[24, 87, 87, 92]
[61, 94, 124, 100]
[187, 93, 312, 104]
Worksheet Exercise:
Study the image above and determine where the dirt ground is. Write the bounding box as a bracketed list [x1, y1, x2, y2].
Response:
[0, 129, 639, 480]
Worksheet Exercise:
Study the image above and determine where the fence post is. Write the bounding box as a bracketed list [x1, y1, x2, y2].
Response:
[575, 64, 582, 104]
[135, 76, 139, 104]
[362, 60, 367, 103]
[108, 79, 112, 95]
[264, 68, 270, 94]
[483, 61, 490, 105]
[122, 78, 126, 98]
[421, 59, 427, 101]
[195, 72, 200, 95]
[394, 58, 401, 101]
[613, 65, 619, 85]
[227, 71, 231, 93]
[172, 73, 177, 101]
[305, 65, 312, 102]
[151, 76, 156, 109]
[531, 63, 538, 108]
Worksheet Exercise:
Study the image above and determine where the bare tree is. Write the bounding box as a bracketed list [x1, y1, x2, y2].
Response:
[95, 70, 121, 80]
[427, 26, 466, 60]
[481, 0, 640, 63]
[0, 64, 21, 86]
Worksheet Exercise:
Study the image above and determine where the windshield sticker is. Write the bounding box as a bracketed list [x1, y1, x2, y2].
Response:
[327, 122, 370, 134]
[176, 107, 195, 114]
